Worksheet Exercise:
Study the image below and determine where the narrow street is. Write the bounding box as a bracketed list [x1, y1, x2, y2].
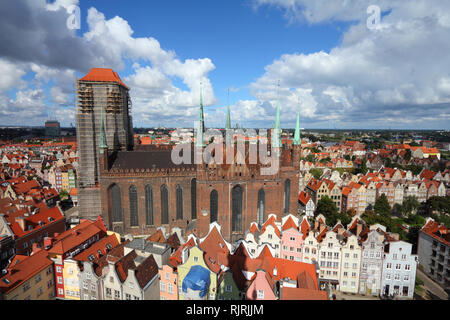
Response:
[416, 269, 449, 300]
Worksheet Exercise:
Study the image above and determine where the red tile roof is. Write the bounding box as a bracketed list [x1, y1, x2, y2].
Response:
[49, 217, 107, 255]
[80, 68, 129, 89]
[261, 215, 280, 238]
[421, 218, 450, 246]
[298, 191, 311, 206]
[282, 216, 298, 231]
[0, 249, 53, 294]
[73, 234, 119, 262]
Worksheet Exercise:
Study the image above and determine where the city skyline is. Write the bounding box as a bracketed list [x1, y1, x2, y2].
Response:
[0, 1, 450, 129]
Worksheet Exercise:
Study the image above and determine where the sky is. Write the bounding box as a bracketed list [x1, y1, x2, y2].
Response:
[0, 0, 450, 130]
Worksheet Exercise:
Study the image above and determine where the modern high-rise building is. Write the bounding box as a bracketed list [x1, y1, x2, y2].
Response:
[76, 68, 134, 219]
[45, 120, 61, 137]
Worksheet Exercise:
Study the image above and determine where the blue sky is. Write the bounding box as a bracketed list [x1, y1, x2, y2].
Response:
[75, 0, 346, 123]
[0, 0, 449, 130]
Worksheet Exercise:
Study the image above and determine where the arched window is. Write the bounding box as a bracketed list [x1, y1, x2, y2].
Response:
[129, 185, 138, 227]
[161, 184, 169, 224]
[109, 184, 122, 222]
[176, 185, 183, 220]
[257, 188, 265, 226]
[284, 179, 291, 214]
[145, 185, 153, 225]
[232, 185, 243, 232]
[210, 190, 218, 223]
[191, 178, 197, 219]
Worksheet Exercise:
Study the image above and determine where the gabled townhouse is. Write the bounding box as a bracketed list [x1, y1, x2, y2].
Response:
[381, 240, 418, 299]
[301, 227, 319, 266]
[339, 234, 362, 294]
[417, 181, 428, 203]
[359, 227, 386, 296]
[418, 218, 449, 290]
[298, 191, 315, 217]
[47, 217, 107, 299]
[246, 269, 278, 300]
[236, 244, 326, 300]
[121, 253, 160, 300]
[0, 249, 55, 300]
[317, 230, 342, 289]
[244, 222, 260, 257]
[367, 179, 378, 208]
[437, 181, 446, 197]
[404, 182, 419, 199]
[64, 233, 120, 300]
[280, 214, 303, 262]
[177, 245, 217, 300]
[328, 181, 342, 211]
[217, 269, 241, 300]
[393, 182, 404, 206]
[102, 248, 160, 300]
[159, 263, 179, 300]
[79, 240, 129, 300]
[341, 184, 362, 214]
[258, 214, 281, 257]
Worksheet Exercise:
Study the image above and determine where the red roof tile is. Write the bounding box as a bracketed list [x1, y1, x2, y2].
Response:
[80, 68, 129, 89]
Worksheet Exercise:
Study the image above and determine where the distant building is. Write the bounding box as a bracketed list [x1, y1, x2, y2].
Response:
[45, 121, 61, 137]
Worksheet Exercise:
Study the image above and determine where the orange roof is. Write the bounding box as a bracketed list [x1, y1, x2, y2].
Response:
[282, 216, 298, 231]
[0, 249, 53, 294]
[261, 215, 280, 238]
[300, 217, 310, 240]
[73, 234, 119, 262]
[298, 191, 311, 206]
[282, 287, 328, 300]
[69, 187, 78, 196]
[421, 219, 450, 246]
[49, 217, 107, 255]
[80, 68, 129, 89]
[146, 229, 166, 243]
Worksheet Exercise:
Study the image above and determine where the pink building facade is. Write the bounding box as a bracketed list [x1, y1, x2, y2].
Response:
[281, 228, 304, 262]
[159, 264, 178, 300]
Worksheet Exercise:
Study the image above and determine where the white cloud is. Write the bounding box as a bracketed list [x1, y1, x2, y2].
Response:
[246, 0, 450, 127]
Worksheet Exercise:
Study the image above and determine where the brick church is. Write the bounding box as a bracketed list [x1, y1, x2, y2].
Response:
[76, 68, 302, 242]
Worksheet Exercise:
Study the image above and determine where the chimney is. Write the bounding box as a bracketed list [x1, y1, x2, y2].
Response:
[390, 233, 400, 241]
[44, 237, 53, 249]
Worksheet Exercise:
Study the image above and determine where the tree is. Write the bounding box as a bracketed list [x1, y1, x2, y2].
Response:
[310, 168, 323, 180]
[360, 158, 368, 175]
[316, 196, 339, 226]
[59, 190, 69, 199]
[402, 196, 420, 216]
[305, 154, 316, 163]
[374, 194, 391, 216]
[404, 149, 412, 161]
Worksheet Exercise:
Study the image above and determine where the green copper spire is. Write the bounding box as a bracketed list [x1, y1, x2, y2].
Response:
[99, 107, 108, 153]
[293, 112, 301, 145]
[272, 81, 282, 149]
[195, 81, 205, 147]
[225, 88, 231, 130]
